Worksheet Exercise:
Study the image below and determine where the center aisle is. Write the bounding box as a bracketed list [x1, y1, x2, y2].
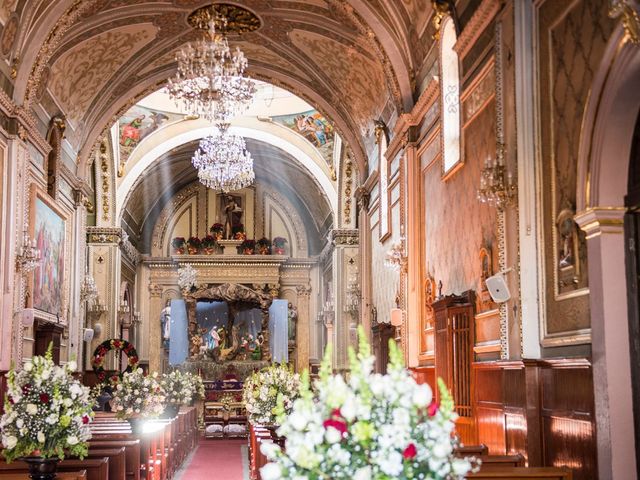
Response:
[175, 438, 248, 480]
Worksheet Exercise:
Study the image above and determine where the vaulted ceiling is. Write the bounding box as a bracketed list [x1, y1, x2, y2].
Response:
[122, 137, 333, 254]
[3, 0, 437, 176]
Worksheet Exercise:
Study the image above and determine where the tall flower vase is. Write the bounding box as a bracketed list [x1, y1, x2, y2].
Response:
[127, 417, 146, 434]
[22, 457, 60, 480]
[161, 404, 180, 419]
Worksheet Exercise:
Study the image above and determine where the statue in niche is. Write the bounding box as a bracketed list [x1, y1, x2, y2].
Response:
[288, 304, 298, 342]
[160, 300, 171, 349]
[222, 194, 243, 239]
[557, 209, 576, 269]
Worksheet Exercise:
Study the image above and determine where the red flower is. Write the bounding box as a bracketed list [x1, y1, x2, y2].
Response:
[403, 443, 417, 460]
[323, 418, 348, 435]
[39, 393, 50, 404]
[331, 408, 342, 418]
[82, 416, 90, 424]
[427, 401, 439, 417]
[129, 356, 138, 364]
[112, 340, 121, 348]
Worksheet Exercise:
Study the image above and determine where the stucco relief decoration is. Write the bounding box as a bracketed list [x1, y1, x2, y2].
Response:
[289, 29, 386, 130]
[48, 24, 158, 125]
[0, 0, 17, 24]
[1, 12, 18, 57]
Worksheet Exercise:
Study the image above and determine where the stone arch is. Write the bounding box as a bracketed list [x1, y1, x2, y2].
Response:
[574, 25, 640, 480]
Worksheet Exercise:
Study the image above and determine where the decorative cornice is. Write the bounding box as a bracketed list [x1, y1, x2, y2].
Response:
[331, 229, 359, 246]
[453, 0, 502, 59]
[610, 0, 640, 44]
[0, 89, 51, 156]
[87, 226, 123, 244]
[120, 233, 142, 266]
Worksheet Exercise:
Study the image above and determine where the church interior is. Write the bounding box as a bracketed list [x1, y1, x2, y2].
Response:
[0, 0, 638, 479]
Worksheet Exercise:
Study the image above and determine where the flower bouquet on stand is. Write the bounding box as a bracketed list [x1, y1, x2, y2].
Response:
[243, 364, 300, 428]
[240, 239, 256, 255]
[0, 348, 93, 480]
[233, 224, 246, 240]
[256, 237, 272, 255]
[201, 235, 217, 255]
[186, 236, 201, 255]
[111, 368, 165, 434]
[183, 373, 205, 406]
[273, 237, 287, 255]
[260, 328, 477, 480]
[160, 371, 192, 418]
[171, 237, 186, 255]
[210, 223, 224, 241]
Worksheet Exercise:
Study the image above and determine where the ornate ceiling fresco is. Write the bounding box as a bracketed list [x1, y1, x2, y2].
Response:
[0, 0, 435, 176]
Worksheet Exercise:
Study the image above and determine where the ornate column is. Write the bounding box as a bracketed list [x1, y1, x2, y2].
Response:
[355, 186, 372, 341]
[148, 283, 164, 373]
[575, 207, 636, 479]
[295, 285, 312, 372]
[331, 229, 359, 370]
[86, 227, 122, 369]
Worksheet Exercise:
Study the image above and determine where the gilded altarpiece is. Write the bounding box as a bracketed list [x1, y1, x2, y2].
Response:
[536, 0, 614, 344]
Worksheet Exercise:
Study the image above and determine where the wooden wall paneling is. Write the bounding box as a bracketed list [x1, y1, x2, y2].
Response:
[539, 359, 596, 480]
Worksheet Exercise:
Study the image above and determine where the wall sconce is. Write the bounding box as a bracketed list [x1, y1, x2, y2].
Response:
[384, 236, 407, 272]
[80, 274, 98, 303]
[16, 231, 41, 274]
[477, 143, 515, 209]
[87, 301, 107, 323]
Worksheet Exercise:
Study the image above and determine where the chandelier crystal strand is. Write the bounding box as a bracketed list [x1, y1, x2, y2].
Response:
[166, 16, 256, 123]
[192, 132, 255, 191]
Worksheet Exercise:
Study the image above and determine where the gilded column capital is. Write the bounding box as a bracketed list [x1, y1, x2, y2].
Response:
[296, 285, 312, 297]
[574, 207, 625, 239]
[268, 283, 280, 298]
[149, 283, 163, 298]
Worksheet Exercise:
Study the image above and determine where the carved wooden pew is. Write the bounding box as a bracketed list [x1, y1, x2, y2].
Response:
[476, 454, 525, 468]
[0, 458, 109, 480]
[466, 467, 573, 479]
[88, 440, 141, 480]
[86, 448, 126, 480]
[0, 472, 87, 479]
[455, 444, 489, 456]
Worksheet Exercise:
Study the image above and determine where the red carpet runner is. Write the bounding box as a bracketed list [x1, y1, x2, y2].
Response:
[176, 438, 247, 480]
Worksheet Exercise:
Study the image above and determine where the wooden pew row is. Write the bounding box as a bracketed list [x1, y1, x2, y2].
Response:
[0, 472, 87, 479]
[0, 458, 108, 480]
[477, 454, 525, 468]
[455, 444, 489, 456]
[466, 467, 573, 479]
[85, 448, 126, 480]
[89, 440, 141, 480]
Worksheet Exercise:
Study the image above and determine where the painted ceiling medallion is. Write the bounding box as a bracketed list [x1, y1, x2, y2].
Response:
[187, 3, 261, 35]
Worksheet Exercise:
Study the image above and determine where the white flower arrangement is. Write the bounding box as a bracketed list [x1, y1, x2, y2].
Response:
[260, 328, 477, 480]
[243, 363, 300, 426]
[184, 372, 205, 401]
[111, 368, 165, 420]
[0, 349, 93, 462]
[161, 371, 191, 406]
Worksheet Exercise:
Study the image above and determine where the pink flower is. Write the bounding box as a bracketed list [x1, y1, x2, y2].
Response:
[82, 416, 90, 424]
[403, 443, 417, 459]
[323, 418, 347, 435]
[427, 401, 439, 417]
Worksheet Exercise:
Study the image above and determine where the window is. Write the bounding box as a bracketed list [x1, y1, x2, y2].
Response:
[440, 17, 461, 176]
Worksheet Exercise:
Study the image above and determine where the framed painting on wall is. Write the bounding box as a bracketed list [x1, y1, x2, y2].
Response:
[30, 186, 69, 322]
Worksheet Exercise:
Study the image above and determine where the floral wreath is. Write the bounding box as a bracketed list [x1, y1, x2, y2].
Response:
[92, 339, 139, 384]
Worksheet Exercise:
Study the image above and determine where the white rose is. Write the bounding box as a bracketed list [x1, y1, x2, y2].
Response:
[16, 419, 23, 429]
[67, 361, 77, 371]
[260, 463, 282, 480]
[23, 363, 33, 372]
[288, 411, 307, 431]
[37, 431, 45, 443]
[26, 404, 38, 415]
[4, 435, 17, 449]
[452, 459, 472, 475]
[41, 370, 50, 380]
[67, 435, 79, 446]
[260, 441, 280, 459]
[412, 384, 432, 407]
[324, 426, 342, 444]
[354, 466, 371, 480]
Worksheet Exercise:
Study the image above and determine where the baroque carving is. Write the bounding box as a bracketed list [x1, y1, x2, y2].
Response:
[331, 229, 359, 246]
[610, 0, 640, 44]
[87, 227, 122, 244]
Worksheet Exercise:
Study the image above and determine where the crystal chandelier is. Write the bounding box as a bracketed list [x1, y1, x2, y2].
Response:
[16, 231, 41, 273]
[166, 14, 256, 123]
[80, 273, 98, 303]
[192, 131, 255, 191]
[477, 143, 515, 209]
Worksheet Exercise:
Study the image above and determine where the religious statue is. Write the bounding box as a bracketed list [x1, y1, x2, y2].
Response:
[160, 300, 171, 350]
[557, 208, 576, 269]
[223, 194, 243, 239]
[287, 304, 298, 342]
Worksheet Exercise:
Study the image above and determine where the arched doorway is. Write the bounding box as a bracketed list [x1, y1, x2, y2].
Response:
[574, 25, 640, 480]
[625, 110, 640, 478]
